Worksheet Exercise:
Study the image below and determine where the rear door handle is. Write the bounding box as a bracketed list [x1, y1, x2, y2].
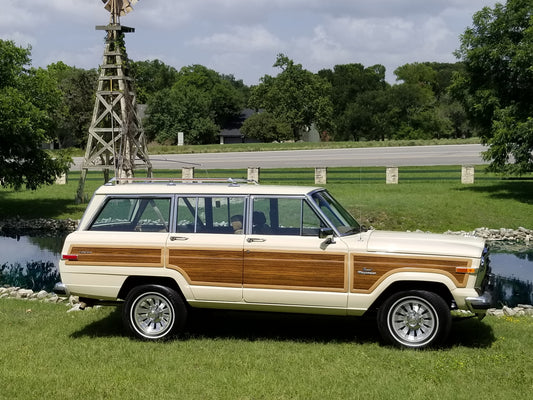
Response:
[170, 236, 189, 241]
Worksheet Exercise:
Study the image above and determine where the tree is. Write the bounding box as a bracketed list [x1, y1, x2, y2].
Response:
[131, 59, 178, 104]
[144, 86, 219, 145]
[144, 64, 245, 145]
[249, 54, 333, 140]
[47, 62, 98, 148]
[174, 65, 245, 127]
[240, 112, 292, 142]
[453, 0, 533, 174]
[388, 80, 453, 140]
[0, 40, 71, 190]
[319, 63, 388, 140]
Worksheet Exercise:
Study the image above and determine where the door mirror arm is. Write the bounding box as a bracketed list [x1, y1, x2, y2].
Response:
[319, 228, 336, 250]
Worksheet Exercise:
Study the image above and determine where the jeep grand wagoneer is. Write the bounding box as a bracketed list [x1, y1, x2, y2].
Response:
[56, 178, 493, 348]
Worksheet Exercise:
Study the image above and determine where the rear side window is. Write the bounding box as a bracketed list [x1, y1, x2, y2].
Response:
[90, 197, 171, 232]
[176, 196, 245, 234]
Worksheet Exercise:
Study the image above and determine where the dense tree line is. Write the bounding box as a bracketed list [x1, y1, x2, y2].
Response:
[1, 0, 532, 189]
[0, 41, 71, 190]
[452, 0, 533, 175]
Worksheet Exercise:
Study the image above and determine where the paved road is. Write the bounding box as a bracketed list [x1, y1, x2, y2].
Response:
[71, 144, 487, 170]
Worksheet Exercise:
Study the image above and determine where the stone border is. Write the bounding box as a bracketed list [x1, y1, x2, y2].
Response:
[443, 227, 532, 244]
[0, 286, 77, 304]
[0, 218, 78, 237]
[487, 305, 533, 317]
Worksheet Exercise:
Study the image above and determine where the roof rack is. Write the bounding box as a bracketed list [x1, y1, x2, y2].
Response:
[105, 177, 258, 186]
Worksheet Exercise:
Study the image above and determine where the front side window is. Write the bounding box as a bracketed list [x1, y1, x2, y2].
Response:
[176, 196, 245, 234]
[90, 197, 171, 232]
[251, 197, 324, 236]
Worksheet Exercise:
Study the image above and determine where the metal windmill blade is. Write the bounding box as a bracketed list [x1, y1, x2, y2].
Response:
[102, 0, 139, 17]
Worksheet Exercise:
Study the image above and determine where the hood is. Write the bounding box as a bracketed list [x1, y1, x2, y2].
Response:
[365, 230, 485, 259]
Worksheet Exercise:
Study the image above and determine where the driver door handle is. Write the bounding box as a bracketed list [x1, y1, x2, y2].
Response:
[247, 238, 266, 243]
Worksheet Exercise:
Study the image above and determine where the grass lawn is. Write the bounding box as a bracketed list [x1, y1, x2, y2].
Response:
[1, 165, 531, 232]
[1, 299, 532, 400]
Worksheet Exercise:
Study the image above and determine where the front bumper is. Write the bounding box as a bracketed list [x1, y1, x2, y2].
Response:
[465, 273, 495, 319]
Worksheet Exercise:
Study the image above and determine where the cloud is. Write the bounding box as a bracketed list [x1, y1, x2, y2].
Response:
[189, 25, 282, 53]
[1, 0, 501, 84]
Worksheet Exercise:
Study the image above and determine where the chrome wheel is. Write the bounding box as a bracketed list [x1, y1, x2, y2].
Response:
[387, 296, 438, 347]
[377, 290, 451, 349]
[131, 292, 175, 339]
[123, 285, 187, 340]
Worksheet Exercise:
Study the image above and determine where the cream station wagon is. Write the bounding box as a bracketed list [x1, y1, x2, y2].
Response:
[56, 178, 493, 348]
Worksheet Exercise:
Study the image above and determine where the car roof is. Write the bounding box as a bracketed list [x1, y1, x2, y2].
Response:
[94, 180, 324, 196]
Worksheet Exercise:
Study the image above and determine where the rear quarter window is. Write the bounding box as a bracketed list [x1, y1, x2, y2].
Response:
[90, 197, 171, 232]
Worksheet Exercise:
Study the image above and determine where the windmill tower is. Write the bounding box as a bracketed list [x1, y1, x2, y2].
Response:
[76, 0, 152, 202]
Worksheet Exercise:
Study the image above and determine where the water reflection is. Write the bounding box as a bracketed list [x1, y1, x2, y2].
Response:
[0, 235, 64, 292]
[1, 235, 532, 307]
[489, 250, 533, 307]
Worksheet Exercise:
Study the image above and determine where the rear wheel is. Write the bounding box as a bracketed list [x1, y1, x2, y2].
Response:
[377, 290, 451, 349]
[122, 285, 187, 340]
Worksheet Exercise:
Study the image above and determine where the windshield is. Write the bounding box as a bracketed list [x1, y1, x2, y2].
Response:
[310, 190, 362, 236]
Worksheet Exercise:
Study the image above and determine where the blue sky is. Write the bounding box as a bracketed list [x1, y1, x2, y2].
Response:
[2, 0, 500, 85]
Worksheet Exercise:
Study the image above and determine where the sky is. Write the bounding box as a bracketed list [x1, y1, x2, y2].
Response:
[1, 0, 501, 85]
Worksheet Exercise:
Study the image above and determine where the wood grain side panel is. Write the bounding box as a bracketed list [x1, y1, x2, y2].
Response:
[352, 254, 471, 292]
[167, 249, 243, 286]
[244, 251, 346, 290]
[67, 246, 163, 266]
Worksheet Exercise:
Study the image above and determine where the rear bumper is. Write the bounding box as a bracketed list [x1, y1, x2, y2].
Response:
[53, 282, 70, 296]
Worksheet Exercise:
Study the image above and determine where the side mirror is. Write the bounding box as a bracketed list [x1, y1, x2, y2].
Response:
[319, 228, 335, 250]
[319, 227, 334, 238]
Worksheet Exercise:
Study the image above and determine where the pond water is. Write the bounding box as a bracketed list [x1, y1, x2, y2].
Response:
[1, 235, 532, 307]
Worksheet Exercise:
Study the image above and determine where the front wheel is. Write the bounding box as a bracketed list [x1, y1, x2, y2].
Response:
[122, 285, 187, 340]
[377, 290, 451, 349]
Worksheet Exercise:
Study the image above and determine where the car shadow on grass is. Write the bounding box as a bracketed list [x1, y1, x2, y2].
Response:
[447, 316, 496, 349]
[70, 306, 496, 349]
[69, 306, 125, 339]
[184, 309, 380, 344]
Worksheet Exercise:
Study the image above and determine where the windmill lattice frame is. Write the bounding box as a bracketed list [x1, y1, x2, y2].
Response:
[76, 0, 151, 202]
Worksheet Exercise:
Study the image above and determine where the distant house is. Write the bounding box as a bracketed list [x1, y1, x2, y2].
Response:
[218, 109, 259, 144]
[218, 109, 322, 144]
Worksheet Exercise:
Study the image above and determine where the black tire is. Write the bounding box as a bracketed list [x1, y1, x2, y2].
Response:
[377, 290, 451, 349]
[122, 285, 187, 340]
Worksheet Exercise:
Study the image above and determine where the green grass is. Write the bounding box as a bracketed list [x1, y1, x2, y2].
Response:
[1, 299, 532, 400]
[1, 165, 531, 232]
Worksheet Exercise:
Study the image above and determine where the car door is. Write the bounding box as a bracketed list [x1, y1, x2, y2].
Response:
[166, 195, 246, 302]
[243, 196, 349, 309]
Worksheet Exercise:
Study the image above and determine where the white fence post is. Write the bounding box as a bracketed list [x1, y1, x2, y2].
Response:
[315, 167, 327, 184]
[248, 167, 260, 183]
[55, 173, 67, 185]
[182, 167, 194, 180]
[386, 167, 398, 184]
[461, 165, 475, 184]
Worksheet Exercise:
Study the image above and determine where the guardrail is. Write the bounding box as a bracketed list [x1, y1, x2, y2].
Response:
[62, 165, 488, 186]
[181, 166, 479, 185]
